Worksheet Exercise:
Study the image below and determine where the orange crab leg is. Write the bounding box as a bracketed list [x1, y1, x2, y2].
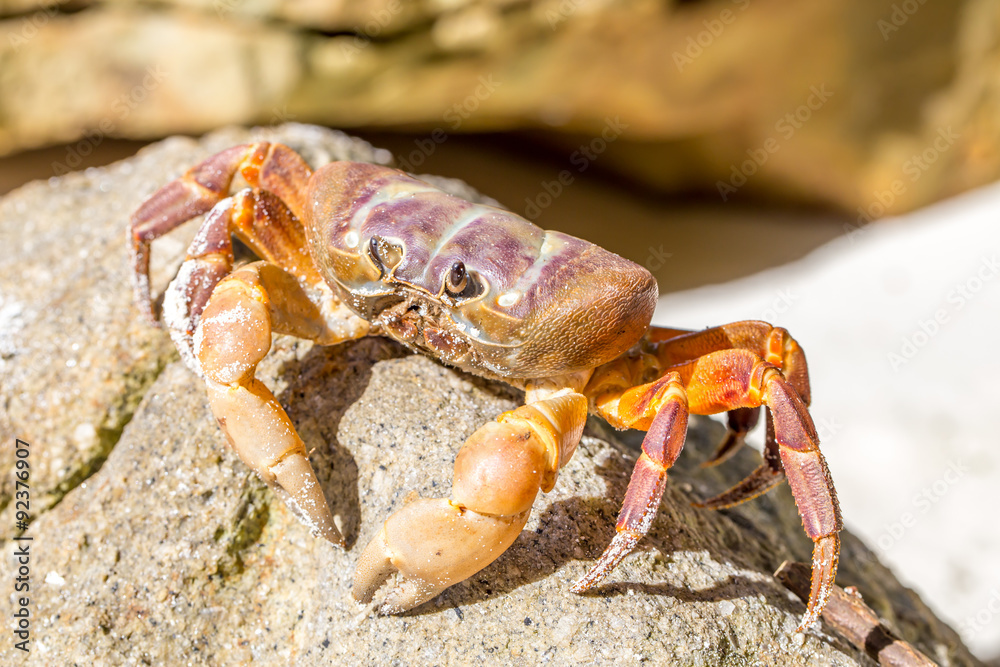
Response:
[677, 348, 840, 630]
[572, 372, 688, 592]
[354, 389, 590, 613]
[644, 322, 813, 501]
[581, 342, 839, 630]
[647, 321, 811, 404]
[129, 142, 313, 322]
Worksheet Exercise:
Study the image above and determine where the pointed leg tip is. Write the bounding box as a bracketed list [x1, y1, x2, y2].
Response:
[794, 617, 819, 634]
[573, 530, 640, 593]
[569, 578, 591, 595]
[314, 522, 346, 549]
[795, 533, 839, 632]
[269, 452, 346, 548]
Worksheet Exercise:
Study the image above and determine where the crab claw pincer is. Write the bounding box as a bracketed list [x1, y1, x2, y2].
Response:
[352, 499, 531, 613]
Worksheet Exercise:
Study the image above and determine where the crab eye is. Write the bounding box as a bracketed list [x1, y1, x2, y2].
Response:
[446, 261, 468, 294]
[368, 235, 402, 275]
[443, 261, 483, 301]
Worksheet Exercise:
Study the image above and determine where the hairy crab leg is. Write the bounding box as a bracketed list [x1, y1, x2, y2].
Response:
[162, 188, 321, 373]
[128, 142, 312, 322]
[197, 261, 370, 546]
[572, 372, 689, 592]
[353, 389, 589, 613]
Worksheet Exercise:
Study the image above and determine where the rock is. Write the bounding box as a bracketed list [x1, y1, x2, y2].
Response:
[0, 124, 983, 665]
[1, 0, 999, 215]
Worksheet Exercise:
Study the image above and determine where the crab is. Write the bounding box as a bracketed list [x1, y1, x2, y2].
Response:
[129, 142, 841, 630]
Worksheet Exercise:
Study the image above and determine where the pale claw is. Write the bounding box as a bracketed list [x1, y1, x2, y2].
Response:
[270, 452, 344, 547]
[353, 498, 529, 613]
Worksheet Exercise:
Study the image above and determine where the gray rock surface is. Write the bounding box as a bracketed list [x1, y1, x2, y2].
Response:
[0, 124, 982, 665]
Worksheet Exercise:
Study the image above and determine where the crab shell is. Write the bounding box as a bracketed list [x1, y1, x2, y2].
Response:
[306, 162, 659, 380]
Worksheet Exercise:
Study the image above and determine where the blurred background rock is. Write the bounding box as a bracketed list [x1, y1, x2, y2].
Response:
[1, 0, 999, 662]
[1, 0, 998, 213]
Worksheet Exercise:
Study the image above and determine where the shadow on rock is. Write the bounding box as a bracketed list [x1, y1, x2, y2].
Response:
[276, 337, 409, 548]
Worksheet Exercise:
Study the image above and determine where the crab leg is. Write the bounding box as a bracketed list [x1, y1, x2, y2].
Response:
[129, 142, 313, 322]
[678, 349, 839, 630]
[647, 322, 812, 404]
[353, 390, 589, 613]
[197, 261, 369, 546]
[572, 372, 688, 592]
[644, 322, 813, 501]
[693, 414, 785, 510]
[162, 188, 321, 373]
[702, 406, 761, 467]
[579, 342, 839, 629]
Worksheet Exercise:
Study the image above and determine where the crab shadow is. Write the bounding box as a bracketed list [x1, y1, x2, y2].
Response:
[272, 336, 523, 550]
[274, 337, 410, 549]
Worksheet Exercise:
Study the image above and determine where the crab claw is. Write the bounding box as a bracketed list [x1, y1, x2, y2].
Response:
[353, 394, 585, 613]
[353, 499, 530, 613]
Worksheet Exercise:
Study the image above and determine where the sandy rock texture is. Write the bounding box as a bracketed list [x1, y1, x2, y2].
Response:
[0, 124, 983, 665]
[1, 0, 999, 214]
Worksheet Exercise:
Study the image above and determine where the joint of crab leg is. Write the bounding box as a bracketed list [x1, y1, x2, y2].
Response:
[495, 394, 588, 490]
[452, 420, 550, 515]
[160, 199, 242, 373]
[696, 413, 785, 509]
[128, 145, 261, 322]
